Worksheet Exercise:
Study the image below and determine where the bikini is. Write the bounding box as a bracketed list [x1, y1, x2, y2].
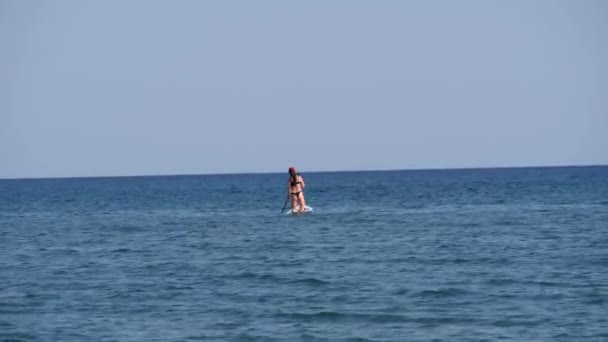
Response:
[290, 177, 302, 197]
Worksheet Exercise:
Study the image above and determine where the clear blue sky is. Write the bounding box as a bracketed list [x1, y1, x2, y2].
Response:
[2, 0, 607, 178]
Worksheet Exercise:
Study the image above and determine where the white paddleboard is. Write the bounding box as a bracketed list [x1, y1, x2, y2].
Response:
[286, 205, 313, 215]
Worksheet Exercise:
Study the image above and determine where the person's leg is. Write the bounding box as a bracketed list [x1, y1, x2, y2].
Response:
[290, 194, 298, 211]
[298, 193, 306, 211]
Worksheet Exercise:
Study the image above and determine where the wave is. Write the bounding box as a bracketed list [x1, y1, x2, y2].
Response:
[277, 310, 482, 326]
[277, 311, 409, 323]
[0, 331, 41, 342]
[229, 272, 282, 282]
[288, 277, 331, 286]
[491, 318, 545, 327]
[412, 288, 469, 298]
[393, 288, 409, 295]
[486, 278, 571, 287]
[226, 272, 332, 288]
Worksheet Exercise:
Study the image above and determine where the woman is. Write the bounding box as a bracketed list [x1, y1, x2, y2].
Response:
[287, 166, 307, 212]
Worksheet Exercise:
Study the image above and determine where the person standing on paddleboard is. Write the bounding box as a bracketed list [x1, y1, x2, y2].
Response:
[287, 166, 307, 212]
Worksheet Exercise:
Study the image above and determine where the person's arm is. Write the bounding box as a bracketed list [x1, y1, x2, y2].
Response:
[299, 175, 305, 188]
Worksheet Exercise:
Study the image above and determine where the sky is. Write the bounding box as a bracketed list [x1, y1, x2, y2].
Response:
[1, 0, 607, 178]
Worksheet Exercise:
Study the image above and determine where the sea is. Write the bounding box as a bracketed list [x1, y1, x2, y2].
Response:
[1, 166, 607, 342]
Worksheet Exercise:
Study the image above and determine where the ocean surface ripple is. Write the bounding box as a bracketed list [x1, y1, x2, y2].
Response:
[1, 167, 607, 341]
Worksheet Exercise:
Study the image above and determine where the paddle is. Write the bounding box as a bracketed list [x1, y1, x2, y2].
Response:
[280, 194, 290, 214]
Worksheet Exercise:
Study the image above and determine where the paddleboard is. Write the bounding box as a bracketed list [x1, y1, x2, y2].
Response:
[286, 205, 313, 215]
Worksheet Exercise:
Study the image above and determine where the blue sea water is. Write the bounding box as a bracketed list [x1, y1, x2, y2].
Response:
[1, 166, 607, 341]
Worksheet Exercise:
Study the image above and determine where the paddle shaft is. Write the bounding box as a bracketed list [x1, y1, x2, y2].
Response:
[280, 194, 290, 213]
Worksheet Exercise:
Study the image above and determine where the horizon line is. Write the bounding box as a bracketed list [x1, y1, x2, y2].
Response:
[1, 163, 606, 181]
